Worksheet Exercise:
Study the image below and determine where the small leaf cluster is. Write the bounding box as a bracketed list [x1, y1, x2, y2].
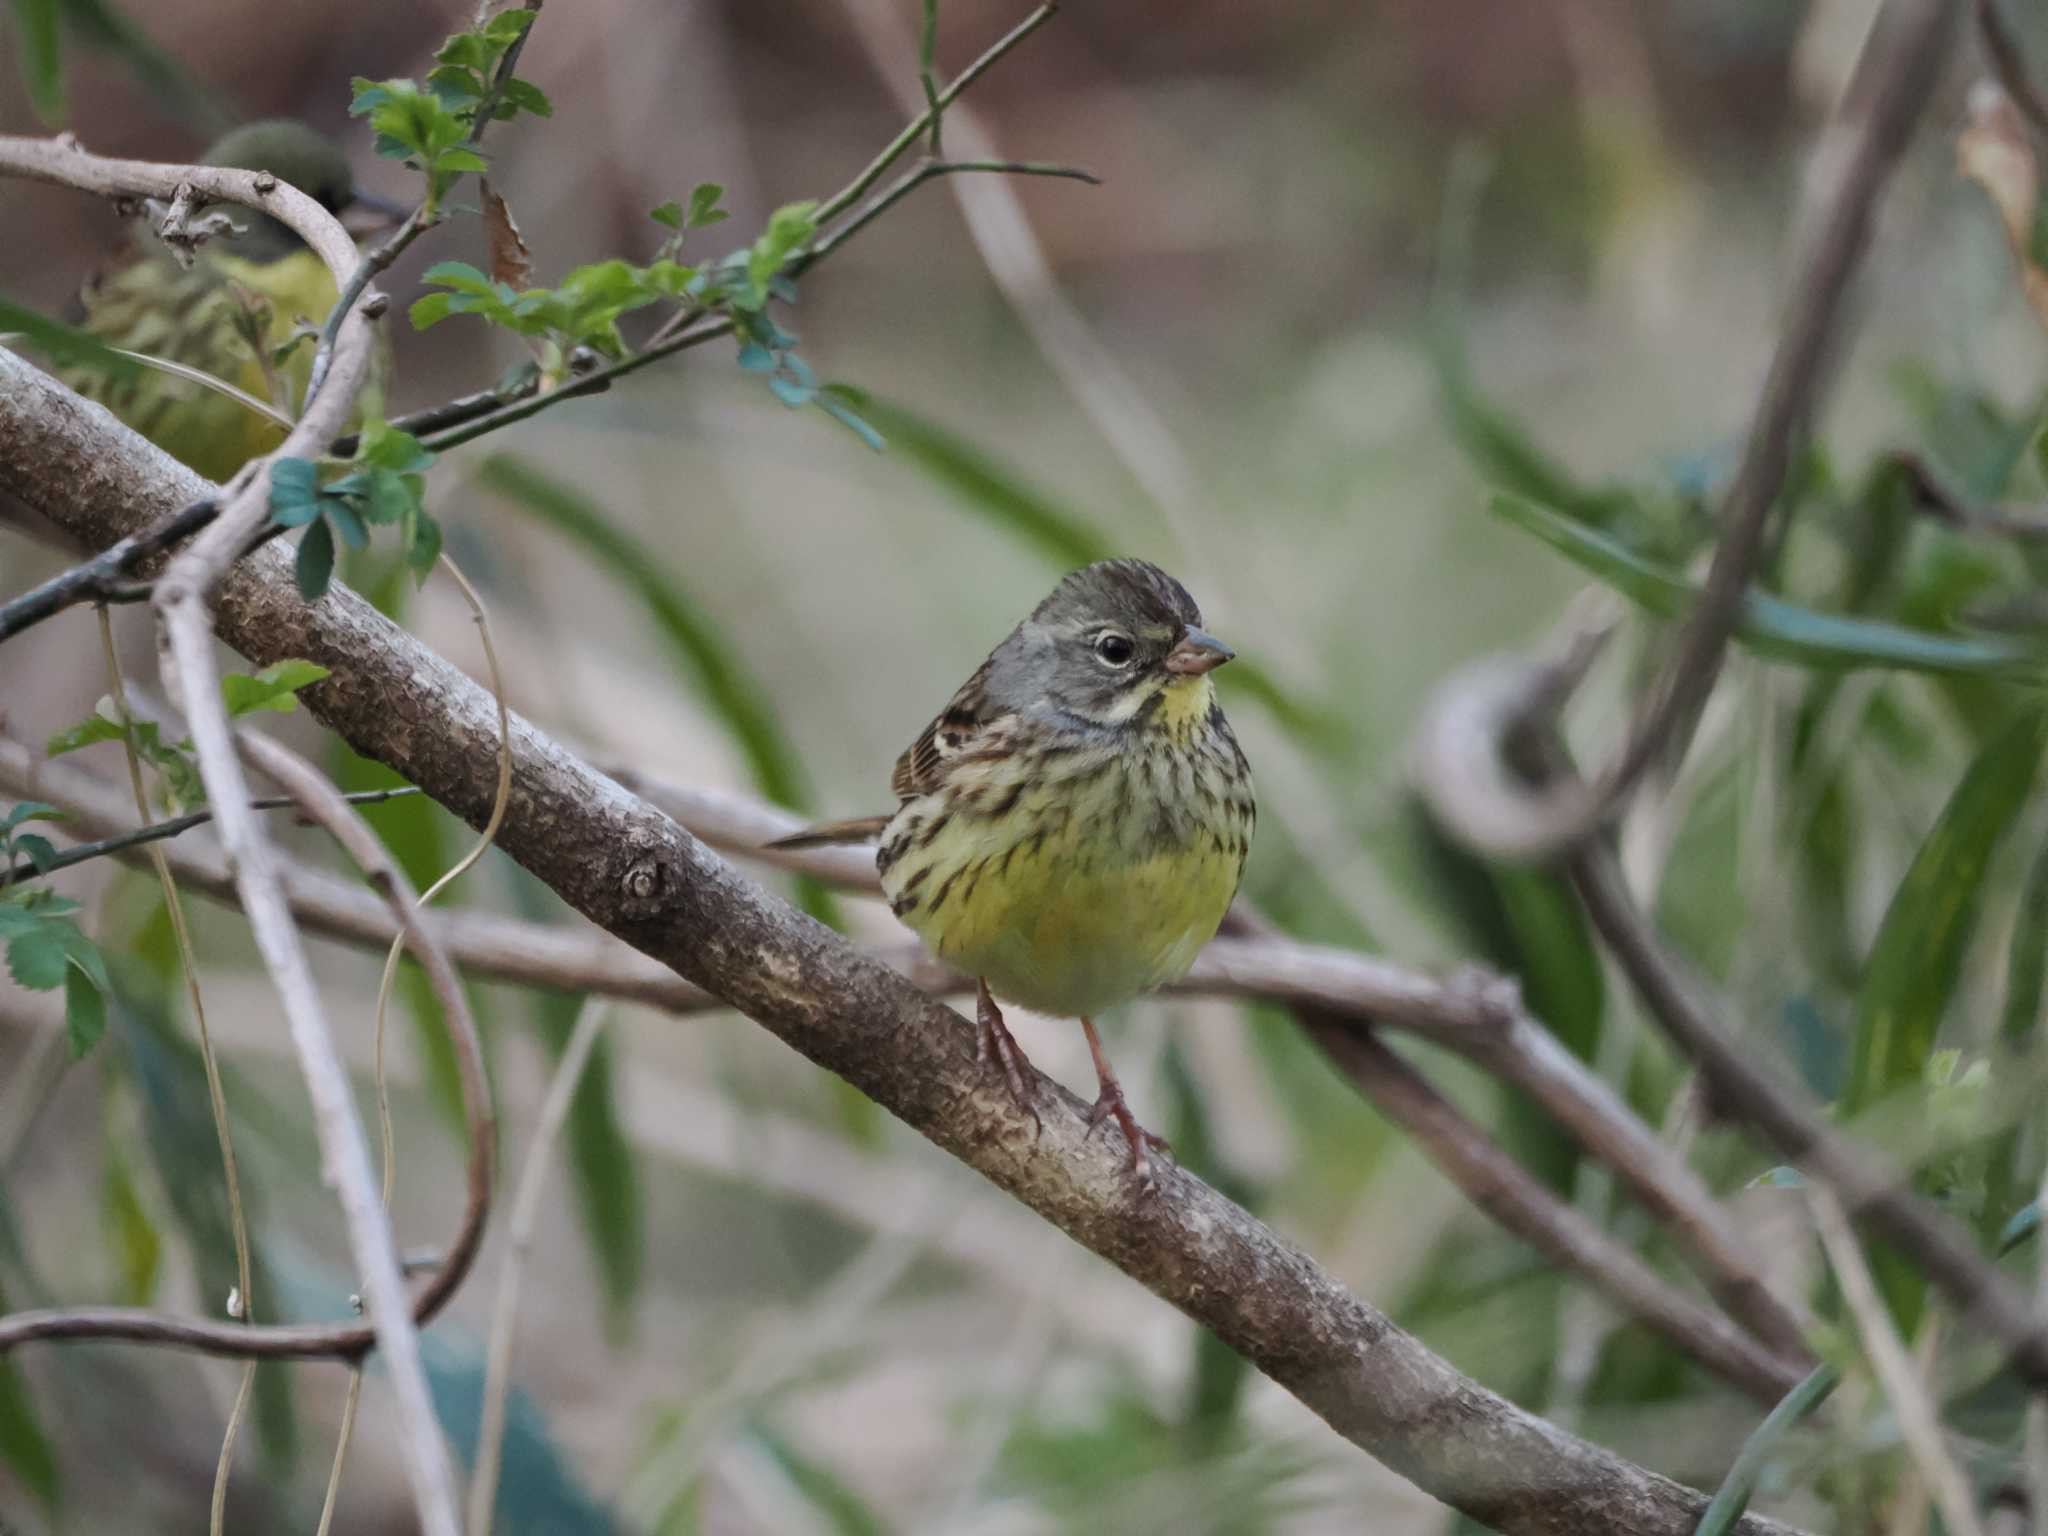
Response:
[48, 703, 202, 811]
[349, 9, 549, 213]
[1, 803, 109, 1057]
[411, 257, 696, 372]
[41, 664, 327, 813]
[649, 183, 730, 254]
[270, 420, 442, 600]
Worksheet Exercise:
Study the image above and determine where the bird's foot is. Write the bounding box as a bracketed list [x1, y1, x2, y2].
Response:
[1085, 1079, 1171, 1187]
[976, 981, 1041, 1135]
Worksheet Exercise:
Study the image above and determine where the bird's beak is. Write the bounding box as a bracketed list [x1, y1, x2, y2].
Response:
[342, 191, 410, 237]
[1165, 627, 1235, 676]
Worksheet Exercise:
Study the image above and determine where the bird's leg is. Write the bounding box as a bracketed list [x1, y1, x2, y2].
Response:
[976, 979, 1040, 1131]
[1079, 1015, 1169, 1183]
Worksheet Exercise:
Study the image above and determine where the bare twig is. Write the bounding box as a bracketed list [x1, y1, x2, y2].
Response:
[97, 612, 255, 1536]
[0, 133, 457, 1536]
[0, 496, 217, 644]
[1890, 448, 2048, 540]
[468, 996, 606, 1536]
[0, 351, 1812, 1535]
[1570, 815, 2048, 1380]
[444, 3, 1066, 441]
[1806, 1183, 1987, 1536]
[1426, 0, 1966, 860]
[1302, 1012, 1805, 1401]
[1978, 0, 2048, 138]
[0, 786, 421, 886]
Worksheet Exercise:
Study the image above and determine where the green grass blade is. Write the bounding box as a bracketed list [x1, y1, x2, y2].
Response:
[1, 295, 140, 380]
[1490, 492, 2048, 677]
[0, 1279, 58, 1509]
[479, 455, 841, 931]
[1847, 707, 2048, 1116]
[1694, 1363, 1840, 1536]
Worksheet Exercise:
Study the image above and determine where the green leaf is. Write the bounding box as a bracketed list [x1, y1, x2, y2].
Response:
[6, 921, 67, 990]
[436, 146, 489, 176]
[10, 834, 56, 874]
[410, 291, 457, 330]
[2003, 828, 2048, 1046]
[221, 659, 330, 718]
[649, 199, 683, 231]
[44, 710, 124, 757]
[1847, 707, 2048, 1117]
[268, 456, 325, 527]
[2, 801, 62, 833]
[533, 991, 643, 1335]
[816, 388, 886, 452]
[497, 76, 551, 118]
[64, 960, 106, 1056]
[9, 0, 63, 123]
[1848, 708, 2048, 1330]
[296, 517, 336, 602]
[855, 397, 1111, 567]
[686, 181, 728, 228]
[744, 198, 819, 300]
[1489, 492, 2048, 677]
[406, 505, 443, 582]
[100, 1150, 161, 1303]
[0, 295, 139, 379]
[748, 1426, 886, 1536]
[1693, 1364, 1840, 1536]
[420, 260, 496, 296]
[357, 418, 436, 474]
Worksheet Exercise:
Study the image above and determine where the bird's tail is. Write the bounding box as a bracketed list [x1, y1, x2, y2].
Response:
[765, 814, 891, 851]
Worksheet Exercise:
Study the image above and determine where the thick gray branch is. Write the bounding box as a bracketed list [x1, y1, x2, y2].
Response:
[0, 350, 1802, 1536]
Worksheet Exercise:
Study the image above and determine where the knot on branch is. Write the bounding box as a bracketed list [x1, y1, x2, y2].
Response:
[613, 833, 682, 920]
[154, 182, 246, 269]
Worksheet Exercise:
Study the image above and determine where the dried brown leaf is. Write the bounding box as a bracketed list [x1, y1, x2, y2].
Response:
[480, 180, 533, 293]
[1958, 82, 2048, 329]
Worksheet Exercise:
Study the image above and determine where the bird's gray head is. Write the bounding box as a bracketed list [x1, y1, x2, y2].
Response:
[989, 559, 1235, 727]
[199, 120, 397, 261]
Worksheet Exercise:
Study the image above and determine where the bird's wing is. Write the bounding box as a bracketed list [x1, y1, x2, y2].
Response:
[891, 656, 1004, 800]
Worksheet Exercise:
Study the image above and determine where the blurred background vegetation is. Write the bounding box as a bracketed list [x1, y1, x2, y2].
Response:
[8, 0, 2048, 1531]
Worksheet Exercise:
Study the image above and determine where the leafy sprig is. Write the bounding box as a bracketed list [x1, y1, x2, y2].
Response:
[1, 803, 109, 1056]
[269, 421, 442, 600]
[349, 9, 549, 215]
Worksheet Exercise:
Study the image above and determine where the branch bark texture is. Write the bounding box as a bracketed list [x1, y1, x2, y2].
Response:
[0, 350, 1805, 1535]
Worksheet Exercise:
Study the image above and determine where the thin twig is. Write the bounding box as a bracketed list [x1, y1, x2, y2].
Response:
[98, 612, 256, 1536]
[1890, 448, 2048, 540]
[1806, 1183, 1988, 1536]
[1978, 0, 2048, 139]
[0, 127, 462, 1536]
[305, 0, 542, 402]
[468, 997, 606, 1536]
[335, 553, 513, 1521]
[0, 787, 421, 886]
[468, 3, 1063, 429]
[1302, 1012, 1805, 1401]
[0, 496, 217, 645]
[1569, 813, 2048, 1380]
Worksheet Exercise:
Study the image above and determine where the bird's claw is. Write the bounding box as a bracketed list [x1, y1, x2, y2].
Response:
[976, 985, 1041, 1137]
[1085, 1080, 1170, 1186]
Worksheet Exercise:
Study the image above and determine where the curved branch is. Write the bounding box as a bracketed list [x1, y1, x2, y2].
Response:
[0, 350, 1809, 1536]
[1427, 0, 1965, 859]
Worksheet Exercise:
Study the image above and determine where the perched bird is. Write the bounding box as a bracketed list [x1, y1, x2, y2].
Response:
[775, 559, 1255, 1182]
[64, 119, 398, 480]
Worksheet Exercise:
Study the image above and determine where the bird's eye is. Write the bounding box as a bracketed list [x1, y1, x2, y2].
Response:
[1094, 631, 1135, 667]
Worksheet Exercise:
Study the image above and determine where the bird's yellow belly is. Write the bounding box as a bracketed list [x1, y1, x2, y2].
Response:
[883, 779, 1243, 1019]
